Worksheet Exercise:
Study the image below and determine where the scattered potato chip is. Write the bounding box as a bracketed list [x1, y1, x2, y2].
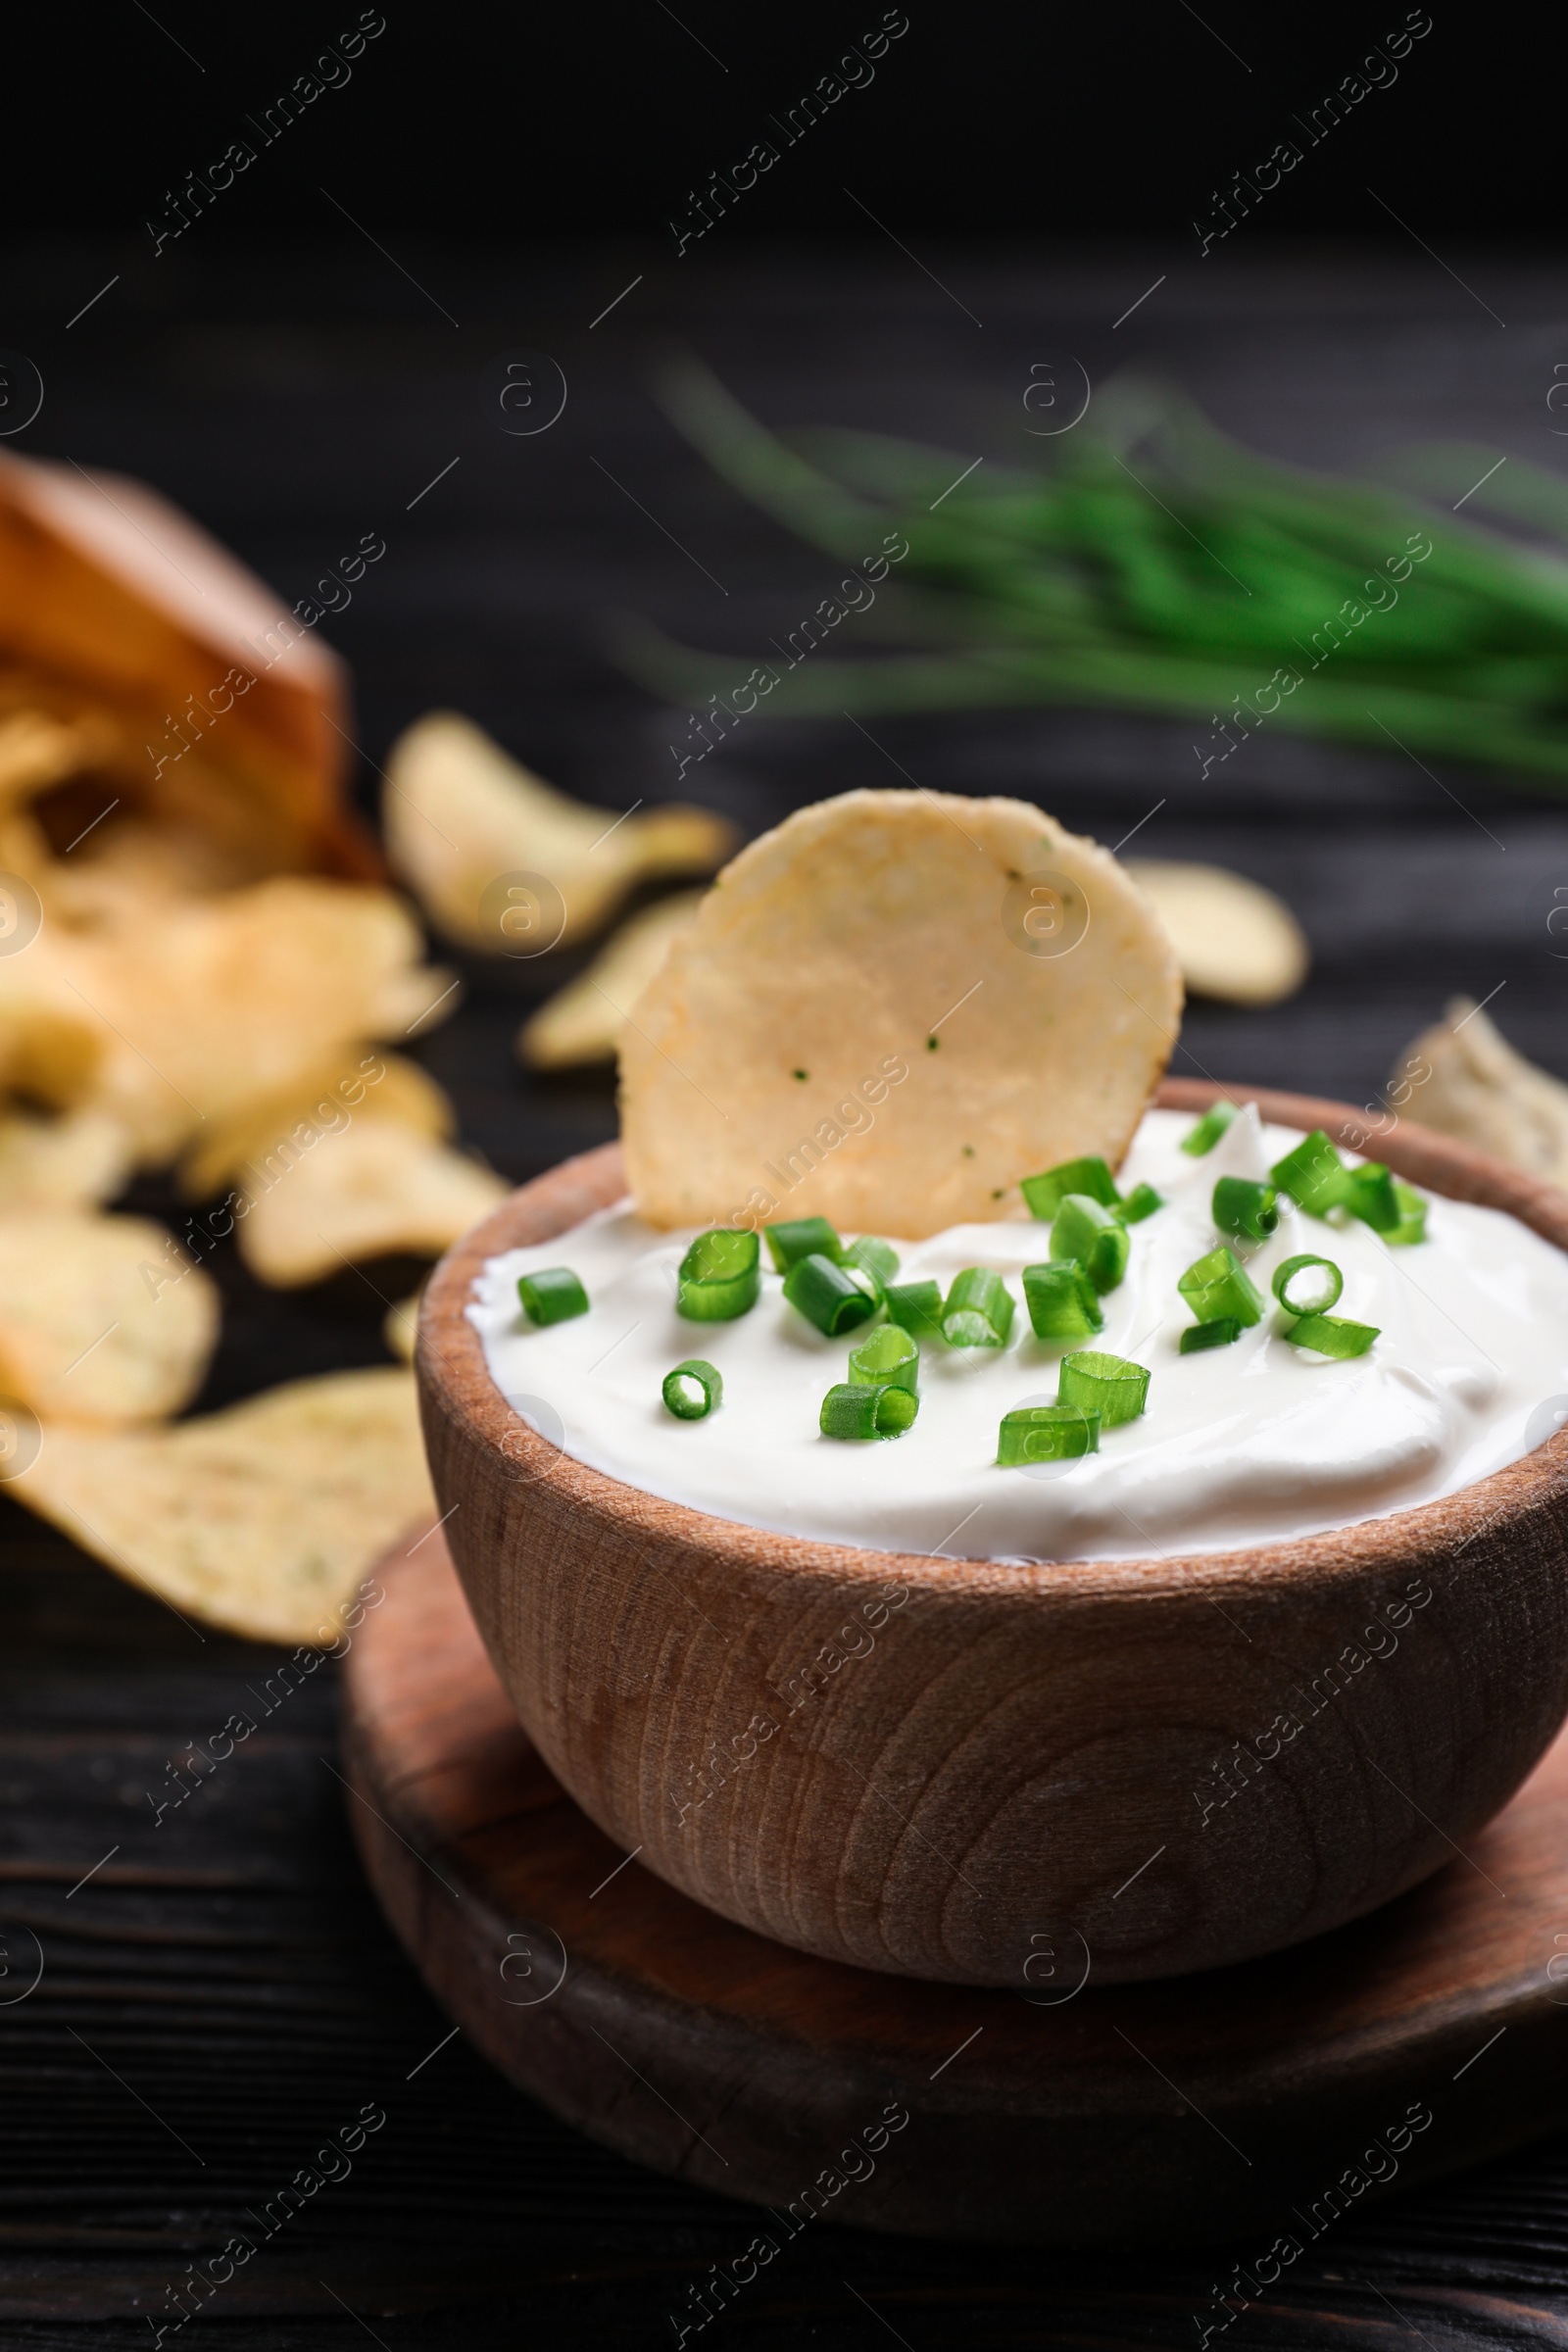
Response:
[13, 1367, 433, 1642]
[518, 889, 707, 1069]
[0, 1108, 131, 1210]
[1394, 1000, 1568, 1187]
[0, 1210, 218, 1423]
[233, 1119, 509, 1287]
[382, 1285, 422, 1363]
[382, 710, 738, 952]
[1124, 860, 1308, 1006]
[619, 788, 1184, 1236]
[0, 876, 457, 1162]
[0, 971, 104, 1109]
[179, 1051, 452, 1200]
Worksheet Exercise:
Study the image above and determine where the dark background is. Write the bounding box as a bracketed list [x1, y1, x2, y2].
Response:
[6, 4, 1568, 2347]
[0, 2, 1544, 244]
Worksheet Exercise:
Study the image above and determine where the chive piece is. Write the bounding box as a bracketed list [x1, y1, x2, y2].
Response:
[1283, 1312, 1380, 1358]
[1058, 1349, 1151, 1426]
[677, 1228, 761, 1322]
[764, 1215, 842, 1271]
[820, 1382, 919, 1440]
[1181, 1102, 1238, 1155]
[517, 1266, 589, 1326]
[1021, 1259, 1105, 1341]
[1212, 1176, 1280, 1243]
[1178, 1245, 1266, 1328]
[1269, 1130, 1353, 1215]
[848, 1322, 919, 1396]
[1050, 1194, 1130, 1295]
[884, 1278, 946, 1342]
[1271, 1254, 1344, 1316]
[1113, 1182, 1164, 1226]
[783, 1250, 881, 1336]
[1386, 1179, 1428, 1247]
[1180, 1318, 1242, 1353]
[1343, 1161, 1401, 1233]
[842, 1235, 901, 1285]
[662, 1358, 722, 1419]
[998, 1403, 1100, 1465]
[1020, 1154, 1120, 1219]
[942, 1266, 1015, 1348]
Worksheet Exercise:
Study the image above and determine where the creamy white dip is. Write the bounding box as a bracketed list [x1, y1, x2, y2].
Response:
[467, 1107, 1568, 1560]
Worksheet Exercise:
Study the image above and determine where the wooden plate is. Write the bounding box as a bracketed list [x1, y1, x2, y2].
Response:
[341, 1529, 1568, 2249]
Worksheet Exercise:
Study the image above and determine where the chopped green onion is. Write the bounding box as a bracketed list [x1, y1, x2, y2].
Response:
[1343, 1161, 1401, 1233]
[842, 1234, 901, 1285]
[1113, 1183, 1165, 1226]
[1050, 1194, 1130, 1294]
[1020, 1154, 1120, 1219]
[1021, 1259, 1104, 1341]
[1271, 1254, 1344, 1316]
[1178, 1245, 1266, 1328]
[942, 1266, 1015, 1348]
[998, 1403, 1100, 1465]
[677, 1228, 761, 1321]
[848, 1322, 919, 1396]
[1213, 1176, 1280, 1243]
[1058, 1349, 1150, 1426]
[884, 1278, 946, 1342]
[517, 1266, 589, 1325]
[820, 1382, 919, 1440]
[1283, 1312, 1380, 1358]
[1181, 1102, 1238, 1155]
[662, 1358, 722, 1419]
[764, 1215, 841, 1271]
[783, 1250, 881, 1336]
[1386, 1179, 1428, 1247]
[1269, 1130, 1353, 1215]
[1180, 1318, 1242, 1353]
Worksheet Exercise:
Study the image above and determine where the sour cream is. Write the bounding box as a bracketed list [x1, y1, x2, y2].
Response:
[467, 1107, 1568, 1561]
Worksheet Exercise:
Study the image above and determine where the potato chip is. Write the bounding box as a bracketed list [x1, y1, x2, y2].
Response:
[0, 708, 111, 806]
[0, 965, 104, 1109]
[0, 1209, 218, 1423]
[13, 1367, 433, 1642]
[179, 1051, 451, 1200]
[233, 1119, 508, 1287]
[382, 1285, 422, 1363]
[518, 889, 706, 1069]
[1124, 859, 1308, 1007]
[619, 789, 1184, 1236]
[0, 876, 456, 1162]
[382, 711, 738, 952]
[44, 817, 258, 926]
[1394, 1000, 1568, 1186]
[0, 710, 266, 914]
[0, 1107, 131, 1210]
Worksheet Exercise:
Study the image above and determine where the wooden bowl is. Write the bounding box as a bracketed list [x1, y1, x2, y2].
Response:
[416, 1080, 1568, 1986]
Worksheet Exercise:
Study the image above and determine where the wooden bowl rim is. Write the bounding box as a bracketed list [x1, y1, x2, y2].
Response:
[418, 1079, 1568, 1602]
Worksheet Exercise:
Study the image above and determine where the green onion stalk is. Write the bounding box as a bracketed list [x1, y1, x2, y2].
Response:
[616, 361, 1568, 793]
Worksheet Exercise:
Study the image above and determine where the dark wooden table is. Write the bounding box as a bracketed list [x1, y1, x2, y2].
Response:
[5, 238, 1568, 2346]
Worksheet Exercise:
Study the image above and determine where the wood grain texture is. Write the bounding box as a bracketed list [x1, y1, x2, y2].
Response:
[342, 1526, 1568, 2250]
[416, 1086, 1568, 1986]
